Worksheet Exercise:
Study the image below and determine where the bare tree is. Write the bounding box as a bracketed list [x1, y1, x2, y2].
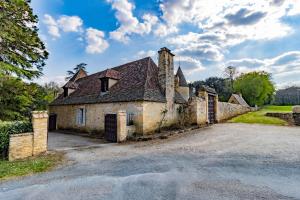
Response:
[224, 66, 237, 90]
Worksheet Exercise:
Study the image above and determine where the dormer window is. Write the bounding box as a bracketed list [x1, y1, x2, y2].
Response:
[62, 82, 78, 97]
[100, 78, 109, 92]
[64, 88, 68, 97]
[99, 69, 120, 93]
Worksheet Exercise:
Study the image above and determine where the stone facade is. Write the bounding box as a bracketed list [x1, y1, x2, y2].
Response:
[8, 111, 48, 161]
[50, 102, 144, 134]
[217, 102, 250, 122]
[50, 101, 182, 135]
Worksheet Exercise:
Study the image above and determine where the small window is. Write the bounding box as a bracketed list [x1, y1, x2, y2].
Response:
[76, 108, 86, 125]
[101, 78, 109, 92]
[127, 113, 134, 126]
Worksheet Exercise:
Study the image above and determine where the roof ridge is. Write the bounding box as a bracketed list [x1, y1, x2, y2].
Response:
[73, 57, 151, 82]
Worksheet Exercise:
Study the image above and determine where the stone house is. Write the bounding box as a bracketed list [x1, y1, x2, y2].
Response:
[49, 47, 191, 136]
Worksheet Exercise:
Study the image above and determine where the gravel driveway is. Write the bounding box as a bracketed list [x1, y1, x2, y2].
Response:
[1, 123, 300, 200]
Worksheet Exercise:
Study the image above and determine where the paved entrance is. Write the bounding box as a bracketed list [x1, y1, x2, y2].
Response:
[47, 132, 106, 151]
[1, 124, 300, 200]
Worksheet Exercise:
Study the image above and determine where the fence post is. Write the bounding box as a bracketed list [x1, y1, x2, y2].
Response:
[32, 111, 48, 155]
[117, 110, 127, 142]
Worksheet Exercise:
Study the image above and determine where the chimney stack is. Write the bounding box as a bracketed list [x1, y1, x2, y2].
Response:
[158, 47, 175, 111]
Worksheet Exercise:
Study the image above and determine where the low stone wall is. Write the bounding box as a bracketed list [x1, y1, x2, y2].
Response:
[217, 102, 250, 122]
[265, 113, 294, 125]
[8, 111, 48, 161]
[9, 133, 33, 161]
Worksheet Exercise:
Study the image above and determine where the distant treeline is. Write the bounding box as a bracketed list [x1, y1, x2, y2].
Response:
[274, 86, 300, 105]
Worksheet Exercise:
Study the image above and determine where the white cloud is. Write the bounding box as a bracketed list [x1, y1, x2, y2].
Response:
[107, 0, 158, 43]
[43, 14, 83, 38]
[44, 14, 60, 38]
[85, 28, 109, 54]
[57, 15, 83, 32]
[176, 56, 205, 75]
[226, 51, 300, 87]
[137, 50, 156, 58]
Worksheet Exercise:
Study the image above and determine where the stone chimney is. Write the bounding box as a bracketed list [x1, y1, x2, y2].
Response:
[158, 47, 175, 112]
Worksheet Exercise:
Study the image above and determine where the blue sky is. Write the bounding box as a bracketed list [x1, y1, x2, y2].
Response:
[31, 0, 300, 88]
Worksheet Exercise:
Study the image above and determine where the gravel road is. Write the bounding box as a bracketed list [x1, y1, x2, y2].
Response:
[1, 123, 300, 200]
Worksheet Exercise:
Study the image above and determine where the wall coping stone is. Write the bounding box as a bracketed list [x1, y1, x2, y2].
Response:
[293, 106, 300, 113]
[10, 132, 33, 137]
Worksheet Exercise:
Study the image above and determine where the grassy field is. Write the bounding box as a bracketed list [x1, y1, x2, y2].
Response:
[0, 153, 63, 181]
[229, 105, 293, 125]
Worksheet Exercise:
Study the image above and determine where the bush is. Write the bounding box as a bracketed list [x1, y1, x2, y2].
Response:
[0, 121, 32, 159]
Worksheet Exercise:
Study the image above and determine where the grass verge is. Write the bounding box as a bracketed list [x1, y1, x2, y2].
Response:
[0, 153, 64, 181]
[229, 105, 293, 125]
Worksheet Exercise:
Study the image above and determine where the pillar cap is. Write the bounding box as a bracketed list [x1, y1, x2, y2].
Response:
[32, 111, 48, 118]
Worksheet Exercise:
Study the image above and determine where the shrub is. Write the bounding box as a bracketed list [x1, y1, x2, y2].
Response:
[0, 121, 32, 159]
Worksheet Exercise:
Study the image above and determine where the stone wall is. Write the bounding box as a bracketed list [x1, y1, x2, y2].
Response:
[217, 102, 250, 122]
[8, 111, 48, 161]
[9, 133, 33, 161]
[266, 113, 294, 125]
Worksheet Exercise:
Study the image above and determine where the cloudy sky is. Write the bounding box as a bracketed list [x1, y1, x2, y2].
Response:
[32, 0, 300, 88]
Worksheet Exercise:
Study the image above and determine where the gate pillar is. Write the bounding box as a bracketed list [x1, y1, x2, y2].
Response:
[117, 110, 127, 142]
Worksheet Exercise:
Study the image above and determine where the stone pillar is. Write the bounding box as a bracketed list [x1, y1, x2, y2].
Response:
[117, 110, 127, 142]
[199, 91, 209, 123]
[215, 95, 219, 123]
[293, 106, 300, 126]
[32, 111, 48, 155]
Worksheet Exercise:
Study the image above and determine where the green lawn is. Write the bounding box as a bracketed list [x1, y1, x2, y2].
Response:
[229, 105, 293, 125]
[0, 153, 63, 181]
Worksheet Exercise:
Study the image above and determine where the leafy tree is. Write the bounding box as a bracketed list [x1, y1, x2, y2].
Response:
[233, 71, 275, 106]
[66, 63, 87, 80]
[193, 77, 233, 102]
[0, 75, 61, 121]
[0, 76, 32, 120]
[0, 0, 48, 80]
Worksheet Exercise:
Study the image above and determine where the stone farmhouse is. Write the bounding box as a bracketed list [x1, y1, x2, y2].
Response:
[49, 47, 250, 142]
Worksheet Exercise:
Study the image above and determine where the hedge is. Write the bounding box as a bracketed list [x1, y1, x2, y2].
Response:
[0, 121, 33, 159]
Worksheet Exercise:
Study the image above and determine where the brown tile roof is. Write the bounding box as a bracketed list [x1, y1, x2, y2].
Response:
[98, 69, 120, 80]
[51, 57, 186, 106]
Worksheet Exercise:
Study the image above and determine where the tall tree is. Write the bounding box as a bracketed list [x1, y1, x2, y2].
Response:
[233, 71, 275, 106]
[0, 0, 48, 79]
[66, 63, 87, 81]
[224, 66, 237, 90]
